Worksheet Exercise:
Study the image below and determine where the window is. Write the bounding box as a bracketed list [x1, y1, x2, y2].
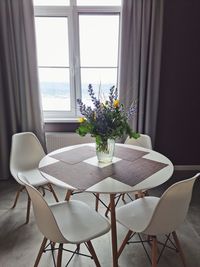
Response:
[34, 0, 121, 120]
[35, 17, 70, 111]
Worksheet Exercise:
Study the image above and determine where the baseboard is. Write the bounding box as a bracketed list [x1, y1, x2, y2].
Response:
[174, 165, 200, 171]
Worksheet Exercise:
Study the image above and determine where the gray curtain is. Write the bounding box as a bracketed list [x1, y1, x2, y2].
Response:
[0, 0, 45, 180]
[119, 0, 164, 146]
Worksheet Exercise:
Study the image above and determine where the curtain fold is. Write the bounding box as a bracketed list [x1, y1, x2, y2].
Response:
[0, 0, 45, 180]
[119, 0, 164, 146]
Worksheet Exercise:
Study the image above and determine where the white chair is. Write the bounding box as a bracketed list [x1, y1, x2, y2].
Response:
[95, 134, 152, 215]
[116, 173, 200, 267]
[125, 133, 152, 150]
[18, 173, 111, 267]
[10, 132, 59, 223]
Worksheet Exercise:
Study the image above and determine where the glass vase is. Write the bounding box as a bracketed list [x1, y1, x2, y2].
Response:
[96, 139, 115, 163]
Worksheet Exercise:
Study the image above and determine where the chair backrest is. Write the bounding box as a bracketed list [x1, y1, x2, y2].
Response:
[10, 132, 45, 184]
[144, 173, 200, 235]
[125, 134, 152, 150]
[18, 173, 66, 243]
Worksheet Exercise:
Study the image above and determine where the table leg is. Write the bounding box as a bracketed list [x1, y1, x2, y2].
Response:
[110, 194, 118, 267]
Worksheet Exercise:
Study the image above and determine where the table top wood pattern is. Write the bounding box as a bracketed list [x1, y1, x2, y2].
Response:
[39, 144, 170, 192]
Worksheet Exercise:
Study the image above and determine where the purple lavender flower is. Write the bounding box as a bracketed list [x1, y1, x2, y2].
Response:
[126, 101, 138, 119]
[88, 84, 101, 110]
[76, 84, 139, 142]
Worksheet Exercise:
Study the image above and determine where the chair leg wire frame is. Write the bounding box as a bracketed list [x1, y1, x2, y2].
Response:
[94, 192, 149, 217]
[119, 231, 186, 266]
[93, 193, 124, 216]
[38, 184, 59, 202]
[34, 238, 100, 267]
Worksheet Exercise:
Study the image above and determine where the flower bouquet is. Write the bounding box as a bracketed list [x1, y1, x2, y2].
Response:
[76, 84, 139, 162]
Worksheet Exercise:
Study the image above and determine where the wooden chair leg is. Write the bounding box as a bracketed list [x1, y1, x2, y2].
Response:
[172, 231, 187, 267]
[95, 193, 100, 211]
[152, 236, 157, 267]
[11, 186, 24, 208]
[76, 243, 80, 252]
[51, 241, 56, 248]
[34, 237, 48, 267]
[57, 244, 63, 267]
[42, 187, 45, 196]
[86, 241, 101, 267]
[25, 194, 31, 224]
[135, 190, 149, 199]
[118, 230, 133, 258]
[48, 184, 59, 202]
[65, 190, 73, 201]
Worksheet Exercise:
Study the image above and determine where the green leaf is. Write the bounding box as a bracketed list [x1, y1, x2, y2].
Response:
[130, 132, 140, 139]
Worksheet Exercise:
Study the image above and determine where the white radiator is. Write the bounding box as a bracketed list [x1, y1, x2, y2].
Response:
[46, 132, 95, 153]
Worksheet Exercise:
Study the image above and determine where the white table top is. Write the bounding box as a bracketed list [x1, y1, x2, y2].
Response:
[39, 143, 174, 194]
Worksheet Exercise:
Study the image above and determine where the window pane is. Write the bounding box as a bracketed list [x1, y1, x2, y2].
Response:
[77, 0, 121, 6]
[39, 68, 70, 111]
[35, 17, 69, 67]
[79, 15, 119, 67]
[81, 68, 117, 106]
[34, 0, 69, 6]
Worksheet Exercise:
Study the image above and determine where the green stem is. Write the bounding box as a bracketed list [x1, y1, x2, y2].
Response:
[96, 139, 109, 152]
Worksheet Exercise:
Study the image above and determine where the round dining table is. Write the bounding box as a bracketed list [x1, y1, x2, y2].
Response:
[39, 143, 174, 267]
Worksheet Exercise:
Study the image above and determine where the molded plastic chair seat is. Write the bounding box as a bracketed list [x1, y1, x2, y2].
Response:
[50, 200, 111, 244]
[10, 132, 58, 224]
[116, 173, 200, 267]
[116, 196, 159, 233]
[21, 169, 48, 187]
[18, 173, 111, 267]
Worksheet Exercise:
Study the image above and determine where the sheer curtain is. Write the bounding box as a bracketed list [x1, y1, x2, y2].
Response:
[0, 0, 45, 180]
[119, 0, 164, 146]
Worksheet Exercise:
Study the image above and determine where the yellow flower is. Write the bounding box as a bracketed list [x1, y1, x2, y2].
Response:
[113, 99, 119, 108]
[78, 117, 86, 123]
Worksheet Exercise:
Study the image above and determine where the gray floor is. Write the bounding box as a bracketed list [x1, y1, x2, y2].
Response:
[0, 171, 200, 267]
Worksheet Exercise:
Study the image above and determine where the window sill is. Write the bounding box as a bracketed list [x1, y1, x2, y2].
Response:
[44, 118, 79, 123]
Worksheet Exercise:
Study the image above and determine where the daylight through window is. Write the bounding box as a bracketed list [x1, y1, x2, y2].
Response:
[34, 0, 121, 120]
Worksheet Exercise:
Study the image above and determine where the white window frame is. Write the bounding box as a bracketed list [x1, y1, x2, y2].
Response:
[34, 1, 121, 122]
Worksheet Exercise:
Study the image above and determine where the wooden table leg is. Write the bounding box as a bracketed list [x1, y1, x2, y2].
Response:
[110, 194, 118, 267]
